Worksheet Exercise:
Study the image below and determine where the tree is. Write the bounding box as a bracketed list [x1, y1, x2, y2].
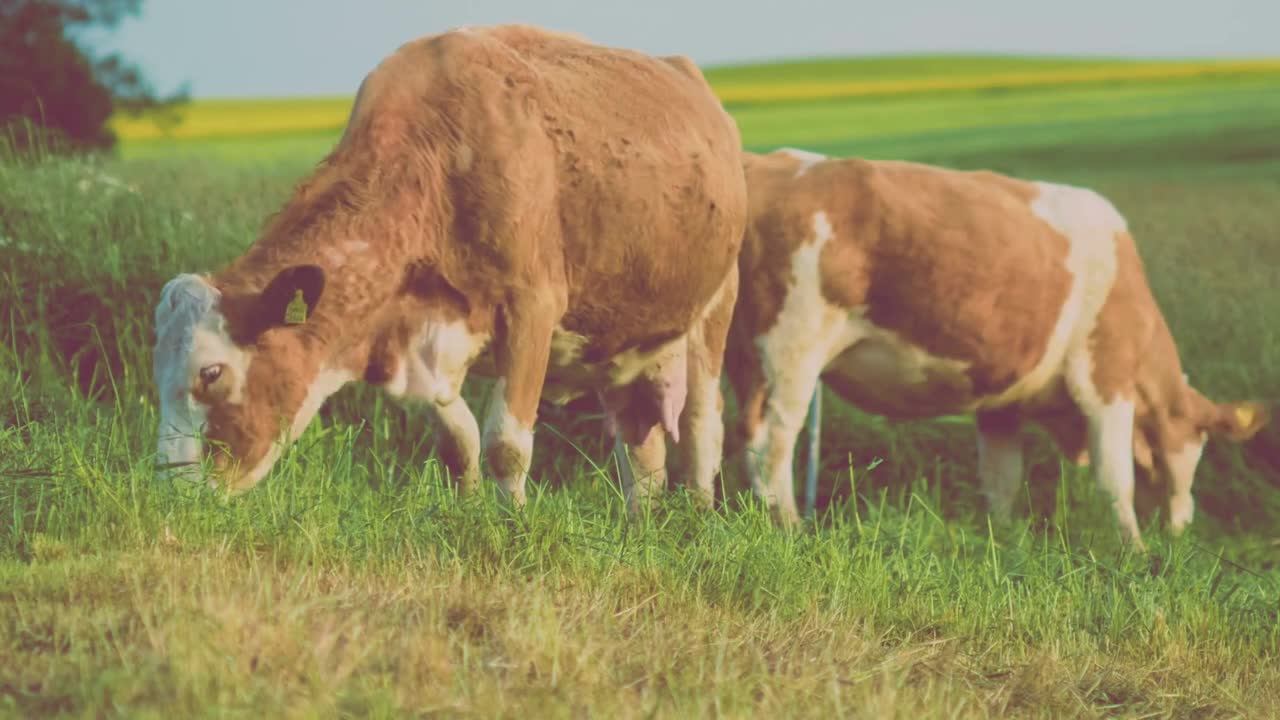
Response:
[0, 0, 187, 153]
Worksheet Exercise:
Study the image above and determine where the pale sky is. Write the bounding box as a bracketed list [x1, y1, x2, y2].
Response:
[95, 0, 1280, 98]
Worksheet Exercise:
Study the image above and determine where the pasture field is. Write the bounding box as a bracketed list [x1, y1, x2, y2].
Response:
[4, 56, 1280, 718]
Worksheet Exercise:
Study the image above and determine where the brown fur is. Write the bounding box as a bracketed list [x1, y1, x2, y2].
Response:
[166, 25, 747, 490]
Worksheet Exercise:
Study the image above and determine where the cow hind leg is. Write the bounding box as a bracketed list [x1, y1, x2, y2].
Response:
[430, 396, 482, 495]
[677, 265, 738, 509]
[613, 423, 669, 515]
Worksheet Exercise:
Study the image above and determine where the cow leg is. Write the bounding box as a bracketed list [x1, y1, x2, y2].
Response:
[612, 422, 669, 514]
[677, 264, 738, 509]
[723, 317, 765, 493]
[1082, 396, 1144, 549]
[481, 291, 560, 506]
[975, 408, 1025, 521]
[599, 367, 677, 515]
[429, 396, 482, 495]
[742, 365, 819, 528]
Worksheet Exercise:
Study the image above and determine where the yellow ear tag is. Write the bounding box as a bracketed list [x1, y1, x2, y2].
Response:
[1235, 405, 1256, 429]
[284, 289, 308, 325]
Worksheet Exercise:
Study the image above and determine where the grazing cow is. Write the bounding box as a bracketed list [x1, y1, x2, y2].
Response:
[152, 25, 746, 511]
[726, 148, 1268, 546]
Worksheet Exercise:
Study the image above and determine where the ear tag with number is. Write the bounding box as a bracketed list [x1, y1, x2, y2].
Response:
[284, 289, 308, 325]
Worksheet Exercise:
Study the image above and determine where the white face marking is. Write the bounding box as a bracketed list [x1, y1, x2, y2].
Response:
[236, 367, 354, 489]
[1165, 434, 1207, 533]
[777, 147, 826, 177]
[153, 274, 248, 481]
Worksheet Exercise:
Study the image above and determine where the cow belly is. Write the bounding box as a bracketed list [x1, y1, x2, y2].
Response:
[545, 326, 686, 392]
[820, 316, 979, 420]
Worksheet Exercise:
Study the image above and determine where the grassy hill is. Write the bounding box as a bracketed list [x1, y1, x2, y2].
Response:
[111, 55, 1280, 164]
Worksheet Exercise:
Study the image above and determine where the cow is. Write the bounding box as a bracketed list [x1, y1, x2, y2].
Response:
[151, 25, 747, 513]
[725, 148, 1268, 548]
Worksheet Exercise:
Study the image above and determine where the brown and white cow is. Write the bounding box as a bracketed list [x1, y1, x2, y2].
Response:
[726, 148, 1268, 547]
[152, 25, 746, 512]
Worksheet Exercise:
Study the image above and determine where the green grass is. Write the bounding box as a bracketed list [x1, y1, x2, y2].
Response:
[3, 55, 1280, 717]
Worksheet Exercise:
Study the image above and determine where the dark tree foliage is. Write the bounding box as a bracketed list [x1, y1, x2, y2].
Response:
[0, 0, 187, 153]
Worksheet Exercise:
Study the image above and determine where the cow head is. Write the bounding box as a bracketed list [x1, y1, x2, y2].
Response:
[152, 264, 349, 491]
[1033, 378, 1269, 533]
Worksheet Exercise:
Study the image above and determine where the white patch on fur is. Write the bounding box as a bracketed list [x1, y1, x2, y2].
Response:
[684, 368, 723, 501]
[1086, 396, 1142, 545]
[777, 147, 826, 176]
[549, 326, 589, 367]
[1166, 435, 1207, 533]
[405, 318, 490, 406]
[746, 211, 846, 520]
[153, 274, 248, 480]
[760, 213, 971, 420]
[537, 327, 592, 405]
[605, 337, 687, 389]
[756, 212, 848, 388]
[979, 182, 1126, 410]
[1019, 180, 1143, 545]
[544, 324, 690, 402]
[1027, 182, 1142, 544]
[481, 379, 534, 502]
[237, 368, 354, 489]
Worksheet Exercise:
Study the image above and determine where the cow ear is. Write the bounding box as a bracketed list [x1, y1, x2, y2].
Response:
[258, 265, 325, 329]
[1209, 401, 1269, 442]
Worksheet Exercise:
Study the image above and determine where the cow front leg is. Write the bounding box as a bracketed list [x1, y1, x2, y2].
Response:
[1083, 396, 1144, 550]
[743, 365, 821, 528]
[975, 409, 1026, 521]
[481, 291, 560, 506]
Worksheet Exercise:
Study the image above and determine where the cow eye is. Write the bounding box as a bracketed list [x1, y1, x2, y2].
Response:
[199, 364, 224, 386]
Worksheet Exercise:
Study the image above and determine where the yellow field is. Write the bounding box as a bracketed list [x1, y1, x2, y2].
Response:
[710, 58, 1280, 103]
[109, 57, 1280, 142]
